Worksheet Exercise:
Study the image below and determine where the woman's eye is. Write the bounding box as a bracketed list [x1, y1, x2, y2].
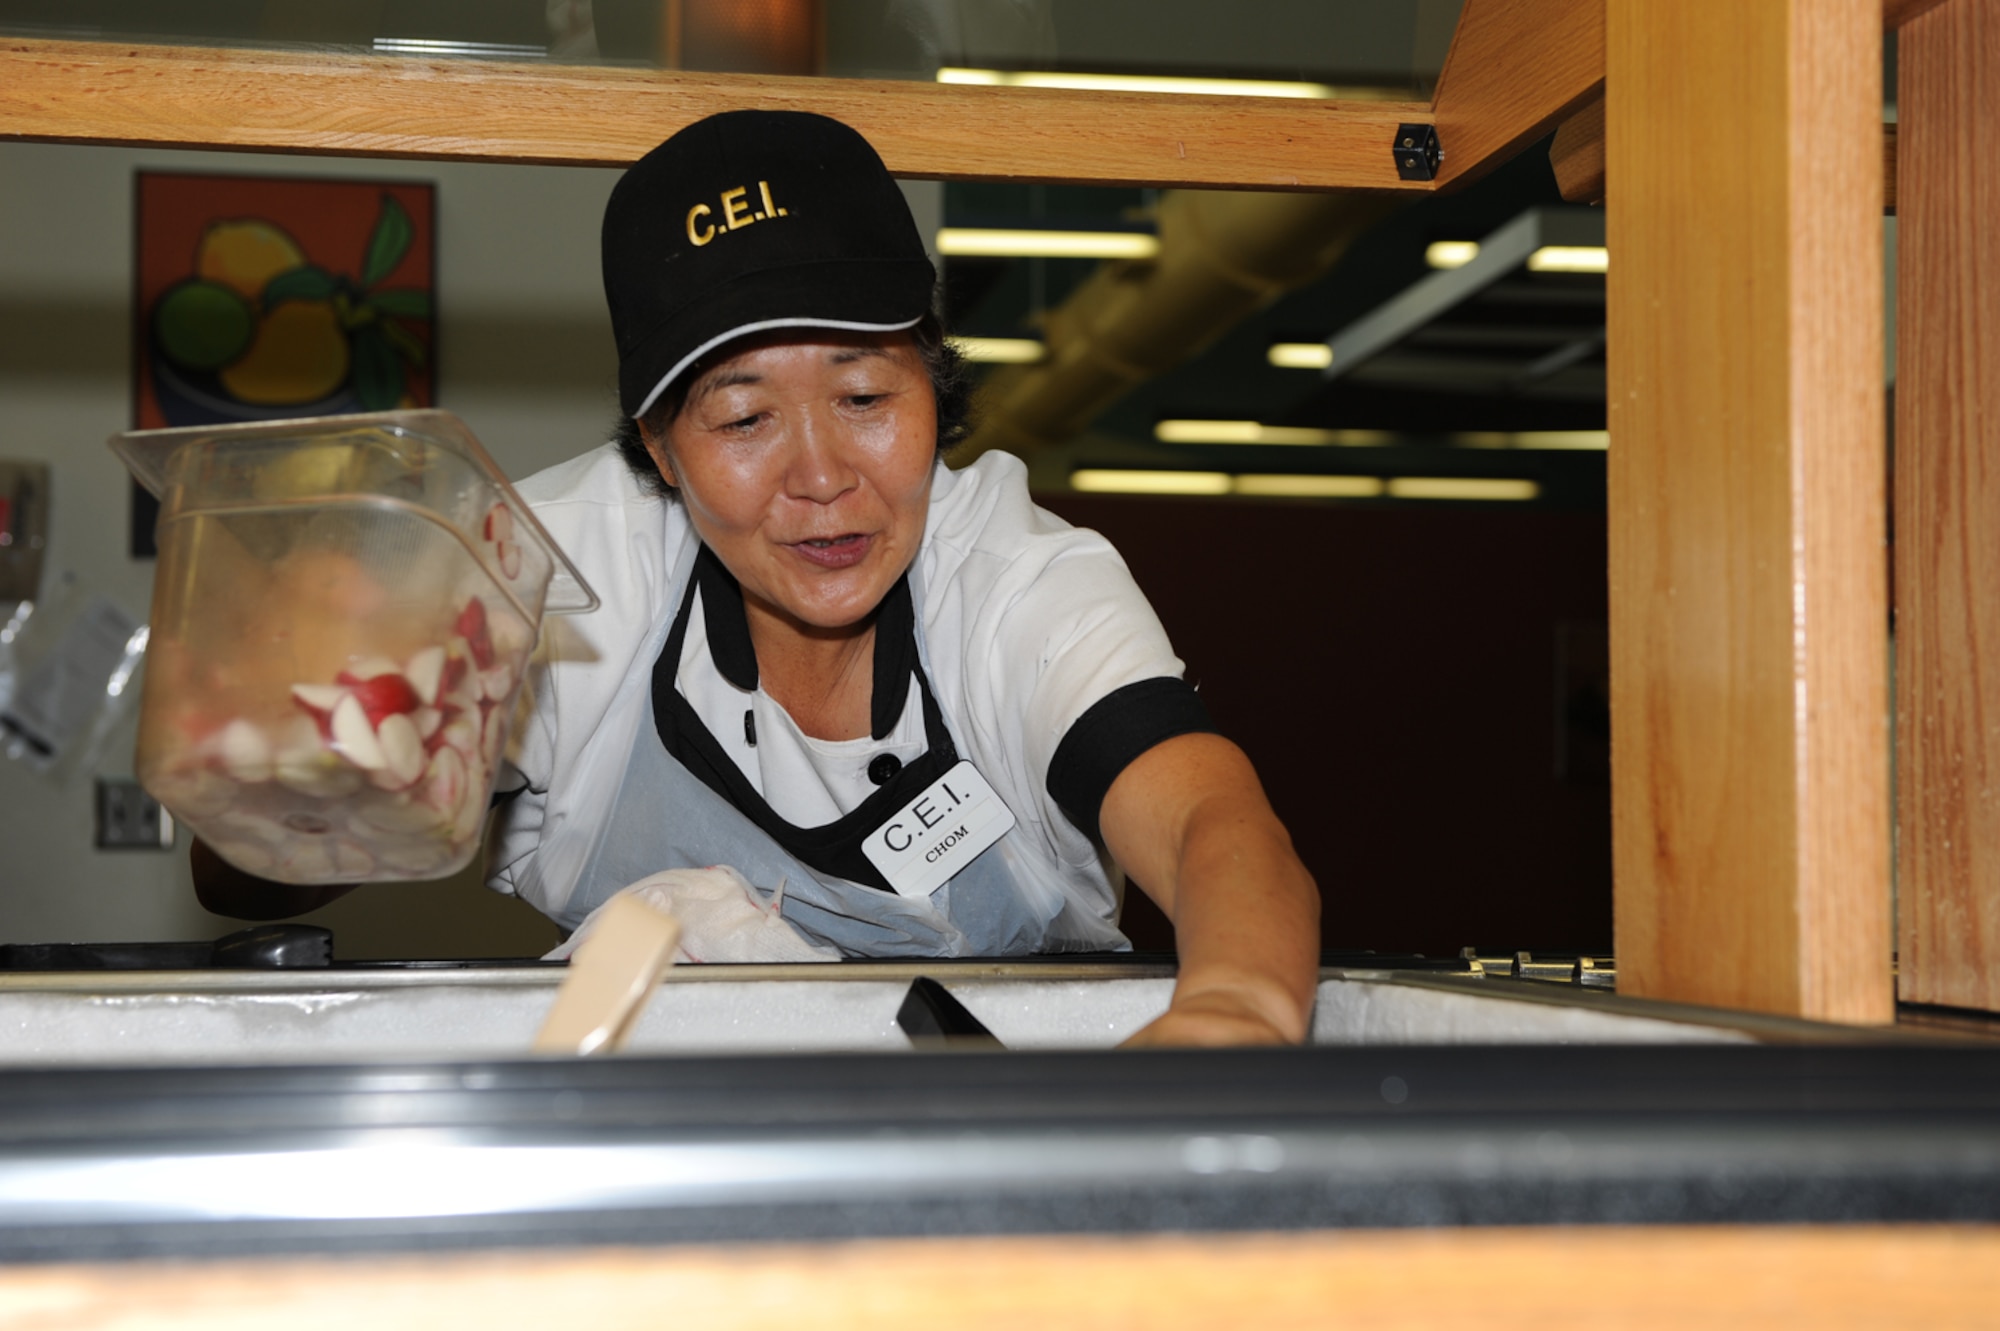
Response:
[846, 393, 885, 409]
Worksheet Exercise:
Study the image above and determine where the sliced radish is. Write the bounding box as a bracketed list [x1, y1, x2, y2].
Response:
[329, 695, 388, 770]
[497, 540, 522, 580]
[217, 719, 274, 784]
[480, 662, 515, 703]
[349, 795, 441, 835]
[152, 765, 236, 820]
[405, 645, 446, 706]
[422, 745, 467, 814]
[411, 706, 443, 741]
[330, 838, 377, 879]
[278, 836, 336, 883]
[341, 655, 402, 681]
[438, 712, 478, 759]
[342, 672, 420, 725]
[220, 841, 278, 877]
[455, 596, 495, 669]
[376, 712, 426, 788]
[291, 683, 347, 713]
[483, 502, 515, 545]
[480, 705, 506, 762]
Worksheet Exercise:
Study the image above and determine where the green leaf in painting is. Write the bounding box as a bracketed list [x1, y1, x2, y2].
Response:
[378, 317, 429, 369]
[361, 194, 414, 289]
[369, 289, 432, 320]
[262, 265, 338, 309]
[352, 325, 405, 411]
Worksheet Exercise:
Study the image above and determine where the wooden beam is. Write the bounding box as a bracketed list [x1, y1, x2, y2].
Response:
[0, 37, 1429, 192]
[1430, 0, 1604, 189]
[1607, 0, 1891, 1021]
[1887, 0, 1954, 27]
[1549, 94, 1606, 204]
[4, 1227, 1999, 1329]
[1895, 0, 2000, 1011]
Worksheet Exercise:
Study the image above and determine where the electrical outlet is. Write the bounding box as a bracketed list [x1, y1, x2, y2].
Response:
[94, 778, 175, 850]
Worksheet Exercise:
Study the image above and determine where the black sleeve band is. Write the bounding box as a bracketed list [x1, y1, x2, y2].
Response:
[1046, 677, 1217, 842]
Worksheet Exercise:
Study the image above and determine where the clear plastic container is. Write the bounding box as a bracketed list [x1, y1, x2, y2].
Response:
[113, 410, 597, 885]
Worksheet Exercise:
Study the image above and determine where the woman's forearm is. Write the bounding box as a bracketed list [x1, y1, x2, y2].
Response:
[1100, 732, 1322, 1045]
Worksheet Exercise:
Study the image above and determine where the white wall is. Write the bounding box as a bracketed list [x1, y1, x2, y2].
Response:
[0, 140, 624, 956]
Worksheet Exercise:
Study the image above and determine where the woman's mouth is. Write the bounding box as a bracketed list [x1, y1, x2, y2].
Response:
[789, 533, 872, 569]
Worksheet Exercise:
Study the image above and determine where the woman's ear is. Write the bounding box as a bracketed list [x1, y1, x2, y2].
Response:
[638, 420, 679, 490]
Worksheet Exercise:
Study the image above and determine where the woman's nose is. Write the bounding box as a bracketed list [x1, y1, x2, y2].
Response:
[784, 409, 858, 503]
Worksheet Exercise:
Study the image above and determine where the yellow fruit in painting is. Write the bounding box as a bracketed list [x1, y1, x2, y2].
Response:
[196, 220, 307, 300]
[220, 301, 349, 404]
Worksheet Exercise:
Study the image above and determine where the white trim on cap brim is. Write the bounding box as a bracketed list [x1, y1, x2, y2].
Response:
[633, 314, 925, 420]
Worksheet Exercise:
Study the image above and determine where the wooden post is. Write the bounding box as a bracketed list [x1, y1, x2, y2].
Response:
[1606, 0, 1892, 1021]
[1894, 0, 2000, 1010]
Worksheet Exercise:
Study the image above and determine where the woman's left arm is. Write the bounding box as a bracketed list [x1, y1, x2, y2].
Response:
[1098, 731, 1321, 1046]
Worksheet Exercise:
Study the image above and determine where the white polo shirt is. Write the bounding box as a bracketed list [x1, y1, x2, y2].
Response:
[488, 443, 1206, 937]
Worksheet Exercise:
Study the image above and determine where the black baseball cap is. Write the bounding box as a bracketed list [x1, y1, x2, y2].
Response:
[602, 109, 938, 419]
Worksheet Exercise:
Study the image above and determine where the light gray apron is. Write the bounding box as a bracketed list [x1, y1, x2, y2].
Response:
[554, 542, 1104, 958]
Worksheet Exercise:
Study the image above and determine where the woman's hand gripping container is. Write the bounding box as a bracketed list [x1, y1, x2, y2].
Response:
[113, 410, 597, 884]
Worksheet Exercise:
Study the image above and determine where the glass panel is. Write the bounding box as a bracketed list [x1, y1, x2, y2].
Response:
[0, 0, 1464, 95]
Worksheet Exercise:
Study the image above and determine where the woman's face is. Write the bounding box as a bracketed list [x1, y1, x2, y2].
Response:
[643, 330, 938, 636]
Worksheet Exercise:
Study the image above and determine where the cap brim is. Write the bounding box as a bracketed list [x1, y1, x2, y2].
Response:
[621, 257, 935, 418]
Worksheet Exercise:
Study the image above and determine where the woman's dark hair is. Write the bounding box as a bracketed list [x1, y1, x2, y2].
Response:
[612, 311, 973, 497]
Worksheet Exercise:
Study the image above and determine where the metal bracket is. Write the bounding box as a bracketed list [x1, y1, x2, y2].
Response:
[1392, 123, 1442, 181]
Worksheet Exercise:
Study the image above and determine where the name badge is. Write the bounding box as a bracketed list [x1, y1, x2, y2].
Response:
[861, 761, 1016, 899]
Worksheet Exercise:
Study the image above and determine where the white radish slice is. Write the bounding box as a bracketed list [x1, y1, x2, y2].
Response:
[343, 655, 402, 681]
[152, 766, 236, 819]
[349, 795, 441, 835]
[291, 683, 347, 713]
[218, 719, 274, 784]
[329, 695, 388, 770]
[330, 838, 377, 879]
[439, 713, 478, 759]
[213, 807, 288, 846]
[405, 646, 446, 706]
[411, 706, 443, 741]
[497, 540, 522, 580]
[422, 746, 467, 813]
[376, 712, 426, 788]
[483, 502, 515, 544]
[379, 841, 452, 877]
[278, 837, 336, 884]
[276, 752, 365, 799]
[480, 706, 506, 763]
[480, 662, 515, 703]
[219, 840, 278, 877]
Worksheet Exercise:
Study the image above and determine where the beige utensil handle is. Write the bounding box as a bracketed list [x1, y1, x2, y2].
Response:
[532, 893, 682, 1056]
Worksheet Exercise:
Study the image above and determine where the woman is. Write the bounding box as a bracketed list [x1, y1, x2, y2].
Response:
[202, 109, 1320, 1047]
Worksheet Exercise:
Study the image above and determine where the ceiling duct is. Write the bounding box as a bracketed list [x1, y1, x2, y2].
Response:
[956, 187, 1398, 461]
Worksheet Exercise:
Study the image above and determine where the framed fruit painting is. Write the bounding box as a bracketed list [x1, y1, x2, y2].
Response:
[131, 172, 436, 554]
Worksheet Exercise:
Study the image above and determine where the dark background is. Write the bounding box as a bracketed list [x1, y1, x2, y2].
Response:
[1039, 493, 1612, 959]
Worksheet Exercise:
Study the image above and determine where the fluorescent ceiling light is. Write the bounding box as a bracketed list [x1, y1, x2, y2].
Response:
[1424, 241, 1608, 274]
[1153, 420, 1389, 447]
[1267, 342, 1334, 370]
[949, 336, 1046, 364]
[1071, 470, 1232, 495]
[1424, 240, 1481, 269]
[936, 228, 1160, 260]
[1386, 477, 1540, 501]
[937, 67, 1362, 99]
[1527, 245, 1609, 273]
[1234, 474, 1386, 498]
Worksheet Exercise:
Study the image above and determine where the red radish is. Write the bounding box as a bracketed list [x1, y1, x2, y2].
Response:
[405, 646, 446, 706]
[440, 639, 473, 704]
[338, 672, 421, 726]
[439, 713, 478, 759]
[455, 597, 495, 669]
[330, 695, 388, 770]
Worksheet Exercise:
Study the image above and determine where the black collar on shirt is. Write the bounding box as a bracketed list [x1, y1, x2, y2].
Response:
[657, 546, 957, 893]
[691, 543, 917, 743]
